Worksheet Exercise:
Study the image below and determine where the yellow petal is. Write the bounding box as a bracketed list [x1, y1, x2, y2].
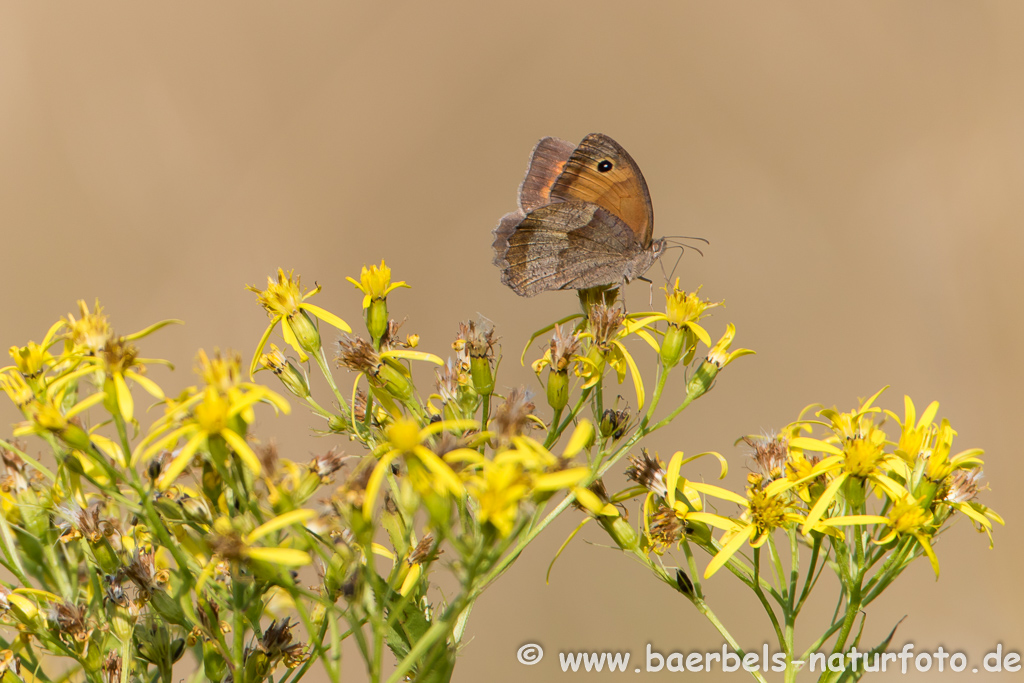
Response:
[299, 303, 351, 333]
[562, 420, 594, 458]
[247, 547, 311, 567]
[156, 432, 207, 490]
[801, 472, 849, 535]
[221, 429, 262, 477]
[246, 509, 317, 544]
[705, 527, 753, 578]
[533, 468, 588, 491]
[114, 373, 134, 423]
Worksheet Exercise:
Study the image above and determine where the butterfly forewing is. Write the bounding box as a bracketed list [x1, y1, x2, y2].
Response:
[518, 137, 577, 212]
[548, 133, 654, 246]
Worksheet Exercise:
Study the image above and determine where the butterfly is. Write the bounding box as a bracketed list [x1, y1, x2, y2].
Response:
[492, 133, 666, 297]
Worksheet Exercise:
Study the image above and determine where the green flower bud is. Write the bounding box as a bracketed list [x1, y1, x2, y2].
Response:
[276, 359, 311, 399]
[366, 299, 389, 349]
[685, 359, 719, 400]
[546, 370, 568, 411]
[328, 414, 349, 433]
[243, 651, 270, 683]
[90, 537, 120, 575]
[203, 641, 228, 682]
[377, 360, 415, 402]
[660, 325, 687, 369]
[149, 589, 186, 627]
[83, 634, 105, 673]
[288, 309, 322, 357]
[380, 495, 409, 557]
[470, 355, 495, 397]
[107, 600, 137, 644]
[599, 514, 640, 553]
[600, 408, 630, 440]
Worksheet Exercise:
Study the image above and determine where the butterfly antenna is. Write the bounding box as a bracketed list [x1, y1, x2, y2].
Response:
[663, 235, 710, 245]
[666, 245, 686, 284]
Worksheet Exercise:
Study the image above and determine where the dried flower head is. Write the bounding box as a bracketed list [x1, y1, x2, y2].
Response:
[942, 468, 983, 504]
[0, 444, 30, 493]
[455, 319, 497, 361]
[256, 617, 309, 667]
[120, 548, 170, 600]
[625, 450, 668, 498]
[408, 535, 439, 566]
[586, 304, 625, 347]
[309, 448, 347, 481]
[547, 325, 582, 373]
[55, 502, 117, 544]
[337, 335, 382, 376]
[101, 652, 121, 683]
[743, 435, 789, 483]
[491, 388, 535, 441]
[48, 601, 92, 643]
[649, 505, 684, 554]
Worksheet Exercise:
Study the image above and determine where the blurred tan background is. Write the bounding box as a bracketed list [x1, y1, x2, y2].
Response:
[1, 1, 1022, 680]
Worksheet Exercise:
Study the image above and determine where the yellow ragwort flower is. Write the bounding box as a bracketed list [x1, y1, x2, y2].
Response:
[248, 269, 351, 375]
[346, 260, 410, 310]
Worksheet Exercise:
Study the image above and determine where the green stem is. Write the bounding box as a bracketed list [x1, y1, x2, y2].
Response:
[691, 597, 770, 683]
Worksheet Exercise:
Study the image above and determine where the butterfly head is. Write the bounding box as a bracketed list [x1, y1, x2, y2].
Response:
[624, 237, 667, 284]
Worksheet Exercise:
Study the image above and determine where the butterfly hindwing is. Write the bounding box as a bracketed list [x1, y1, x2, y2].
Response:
[498, 200, 642, 297]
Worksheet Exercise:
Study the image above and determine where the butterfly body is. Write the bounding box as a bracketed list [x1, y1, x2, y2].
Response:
[492, 133, 665, 297]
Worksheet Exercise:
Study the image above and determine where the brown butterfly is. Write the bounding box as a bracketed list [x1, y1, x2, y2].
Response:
[492, 133, 666, 297]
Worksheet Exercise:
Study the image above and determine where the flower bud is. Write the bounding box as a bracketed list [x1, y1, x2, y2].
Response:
[203, 640, 228, 682]
[377, 361, 414, 402]
[149, 589, 186, 627]
[366, 299, 389, 349]
[328, 414, 349, 433]
[685, 359, 719, 400]
[600, 408, 630, 440]
[260, 347, 310, 399]
[90, 537, 120, 575]
[288, 309, 322, 358]
[598, 514, 640, 553]
[243, 650, 271, 683]
[107, 599, 138, 644]
[470, 355, 495, 397]
[546, 370, 569, 411]
[675, 569, 695, 597]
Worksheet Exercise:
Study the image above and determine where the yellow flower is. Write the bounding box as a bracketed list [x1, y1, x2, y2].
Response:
[63, 300, 113, 354]
[791, 389, 909, 533]
[874, 494, 940, 577]
[659, 281, 717, 368]
[922, 419, 984, 485]
[458, 422, 591, 537]
[346, 260, 410, 310]
[202, 510, 315, 577]
[56, 337, 169, 424]
[248, 269, 351, 375]
[361, 418, 473, 518]
[138, 351, 289, 488]
[887, 395, 940, 464]
[5, 320, 63, 381]
[573, 304, 666, 410]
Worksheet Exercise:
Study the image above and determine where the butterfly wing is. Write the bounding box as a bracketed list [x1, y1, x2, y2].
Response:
[494, 200, 642, 297]
[548, 133, 654, 246]
[518, 136, 577, 212]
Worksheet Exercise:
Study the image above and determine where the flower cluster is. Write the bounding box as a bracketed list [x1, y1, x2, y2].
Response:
[583, 387, 1001, 681]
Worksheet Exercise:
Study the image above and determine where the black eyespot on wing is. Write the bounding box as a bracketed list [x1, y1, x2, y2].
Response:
[597, 160, 613, 172]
